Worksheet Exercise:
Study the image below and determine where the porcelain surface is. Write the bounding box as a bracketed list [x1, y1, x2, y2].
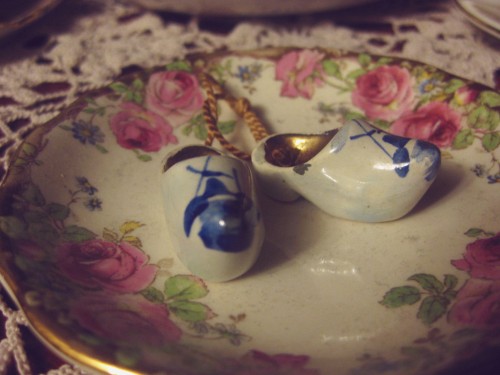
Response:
[161, 146, 264, 282]
[0, 48, 499, 375]
[252, 119, 441, 222]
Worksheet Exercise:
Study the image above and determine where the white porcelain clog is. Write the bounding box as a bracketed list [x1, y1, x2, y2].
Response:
[251, 119, 441, 222]
[160, 145, 264, 282]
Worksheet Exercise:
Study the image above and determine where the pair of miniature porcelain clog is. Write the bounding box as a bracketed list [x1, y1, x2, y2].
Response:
[160, 119, 441, 282]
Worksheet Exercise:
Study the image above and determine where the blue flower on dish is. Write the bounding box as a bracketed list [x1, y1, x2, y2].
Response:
[76, 176, 98, 195]
[71, 120, 105, 145]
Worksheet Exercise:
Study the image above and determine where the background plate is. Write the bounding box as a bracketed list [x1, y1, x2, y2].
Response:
[125, 0, 380, 16]
[456, 0, 500, 39]
[0, 0, 62, 38]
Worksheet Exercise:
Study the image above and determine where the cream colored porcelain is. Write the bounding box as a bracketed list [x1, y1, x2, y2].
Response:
[160, 145, 264, 282]
[252, 119, 441, 222]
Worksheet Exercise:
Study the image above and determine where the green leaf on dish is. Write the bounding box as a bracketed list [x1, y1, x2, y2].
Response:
[62, 225, 96, 242]
[132, 78, 144, 91]
[443, 78, 465, 94]
[417, 295, 449, 325]
[375, 57, 393, 67]
[142, 286, 166, 303]
[193, 122, 208, 141]
[164, 274, 209, 301]
[322, 59, 341, 78]
[443, 274, 459, 291]
[452, 128, 475, 149]
[165, 60, 192, 72]
[408, 273, 444, 294]
[94, 144, 108, 154]
[373, 119, 391, 130]
[380, 286, 421, 308]
[344, 111, 365, 121]
[137, 153, 152, 162]
[346, 68, 366, 81]
[46, 203, 70, 221]
[109, 82, 129, 94]
[168, 300, 215, 322]
[464, 227, 486, 237]
[218, 120, 237, 135]
[467, 105, 499, 130]
[358, 53, 371, 68]
[482, 132, 500, 152]
[479, 90, 500, 107]
[21, 142, 39, 158]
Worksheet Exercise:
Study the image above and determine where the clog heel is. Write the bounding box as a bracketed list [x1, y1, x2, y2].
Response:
[251, 119, 441, 222]
[160, 145, 264, 282]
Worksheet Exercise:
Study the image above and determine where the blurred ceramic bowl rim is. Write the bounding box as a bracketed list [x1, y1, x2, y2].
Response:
[0, 0, 62, 38]
[125, 0, 380, 16]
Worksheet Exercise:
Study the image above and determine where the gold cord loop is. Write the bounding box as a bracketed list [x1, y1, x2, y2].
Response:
[198, 73, 270, 161]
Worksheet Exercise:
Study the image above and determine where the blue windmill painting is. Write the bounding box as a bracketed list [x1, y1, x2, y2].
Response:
[183, 157, 255, 253]
[350, 119, 440, 180]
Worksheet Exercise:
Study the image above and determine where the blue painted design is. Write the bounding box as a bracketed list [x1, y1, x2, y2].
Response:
[350, 120, 436, 180]
[391, 147, 410, 178]
[350, 121, 389, 157]
[184, 157, 254, 253]
[411, 140, 441, 182]
[382, 134, 410, 149]
[383, 134, 411, 178]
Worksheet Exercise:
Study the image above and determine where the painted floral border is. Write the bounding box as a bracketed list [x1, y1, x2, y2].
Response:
[0, 150, 320, 375]
[357, 228, 500, 375]
[199, 48, 499, 186]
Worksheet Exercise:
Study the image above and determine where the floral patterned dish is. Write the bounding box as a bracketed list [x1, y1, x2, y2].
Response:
[0, 47, 499, 375]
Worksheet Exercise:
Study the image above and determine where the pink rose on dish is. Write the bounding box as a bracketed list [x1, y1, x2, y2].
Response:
[390, 101, 462, 148]
[451, 233, 500, 280]
[110, 102, 178, 152]
[352, 65, 414, 122]
[448, 279, 500, 328]
[70, 292, 182, 346]
[454, 85, 478, 106]
[275, 49, 326, 99]
[56, 239, 158, 293]
[145, 70, 204, 127]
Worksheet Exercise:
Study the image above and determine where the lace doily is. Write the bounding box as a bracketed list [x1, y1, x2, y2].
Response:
[0, 0, 499, 373]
